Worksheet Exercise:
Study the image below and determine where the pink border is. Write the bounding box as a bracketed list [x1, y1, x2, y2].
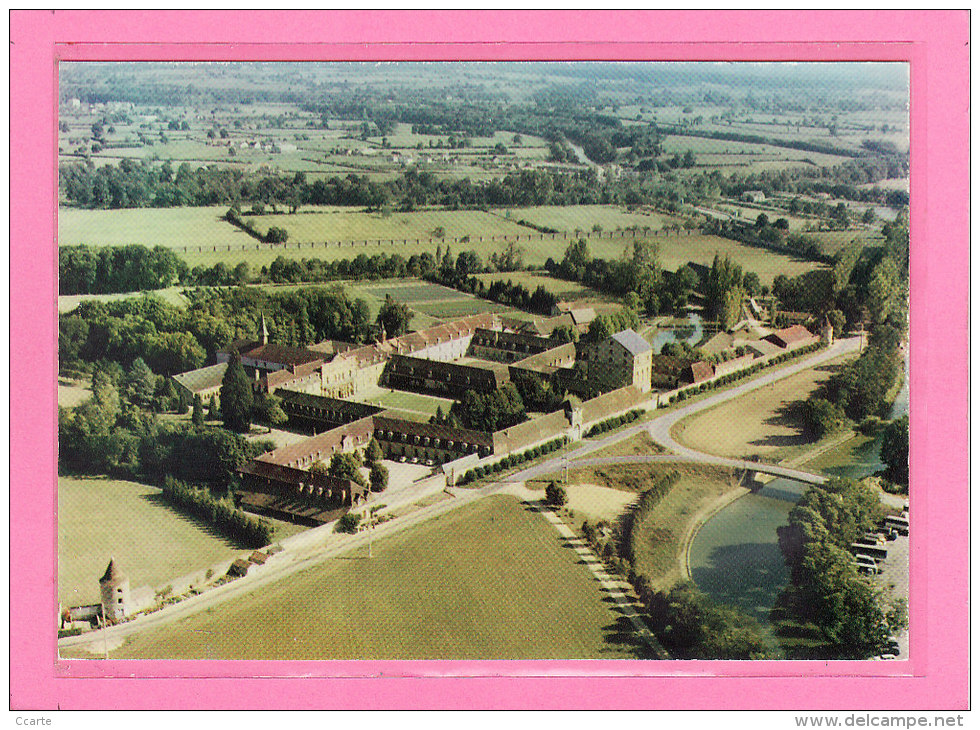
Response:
[11, 10, 968, 710]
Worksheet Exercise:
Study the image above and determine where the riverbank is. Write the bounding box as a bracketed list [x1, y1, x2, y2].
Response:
[680, 482, 751, 583]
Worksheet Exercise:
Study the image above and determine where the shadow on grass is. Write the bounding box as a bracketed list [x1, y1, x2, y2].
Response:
[137, 492, 246, 550]
[600, 615, 659, 659]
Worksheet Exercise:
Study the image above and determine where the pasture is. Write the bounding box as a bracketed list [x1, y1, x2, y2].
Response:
[493, 204, 672, 234]
[60, 201, 826, 287]
[59, 206, 248, 248]
[81, 495, 643, 660]
[242, 206, 530, 244]
[58, 477, 307, 606]
[58, 287, 189, 313]
[669, 355, 856, 463]
[472, 272, 607, 301]
[410, 298, 512, 319]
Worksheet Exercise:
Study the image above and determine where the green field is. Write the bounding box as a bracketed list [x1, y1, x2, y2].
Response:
[243, 206, 530, 244]
[174, 232, 825, 284]
[59, 206, 249, 248]
[356, 281, 470, 303]
[60, 202, 825, 286]
[670, 356, 856, 464]
[493, 204, 673, 234]
[74, 495, 643, 659]
[58, 287, 189, 313]
[58, 476, 305, 606]
[472, 271, 607, 300]
[411, 298, 512, 318]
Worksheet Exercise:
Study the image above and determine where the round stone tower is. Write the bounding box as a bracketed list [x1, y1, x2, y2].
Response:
[99, 558, 131, 623]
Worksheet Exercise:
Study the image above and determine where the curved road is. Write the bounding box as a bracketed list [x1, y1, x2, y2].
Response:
[59, 337, 859, 652]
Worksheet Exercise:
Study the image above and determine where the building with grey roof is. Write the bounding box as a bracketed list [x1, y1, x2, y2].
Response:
[577, 328, 653, 394]
[172, 362, 227, 400]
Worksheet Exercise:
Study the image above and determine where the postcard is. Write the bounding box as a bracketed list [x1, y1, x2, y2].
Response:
[9, 9, 969, 711]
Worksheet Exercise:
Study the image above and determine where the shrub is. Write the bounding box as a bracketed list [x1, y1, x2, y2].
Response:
[545, 481, 568, 507]
[337, 513, 361, 533]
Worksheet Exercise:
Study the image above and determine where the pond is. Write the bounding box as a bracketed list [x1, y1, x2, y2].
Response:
[689, 348, 909, 628]
[649, 312, 703, 353]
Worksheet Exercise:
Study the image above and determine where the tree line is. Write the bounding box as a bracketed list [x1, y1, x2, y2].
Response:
[781, 477, 907, 658]
[58, 364, 274, 491]
[161, 477, 273, 549]
[60, 285, 376, 378]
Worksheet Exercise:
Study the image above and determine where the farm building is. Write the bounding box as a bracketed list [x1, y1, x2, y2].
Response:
[236, 460, 367, 525]
[765, 324, 819, 351]
[278, 390, 383, 433]
[373, 415, 493, 463]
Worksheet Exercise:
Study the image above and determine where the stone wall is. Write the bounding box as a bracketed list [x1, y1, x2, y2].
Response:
[492, 410, 570, 455]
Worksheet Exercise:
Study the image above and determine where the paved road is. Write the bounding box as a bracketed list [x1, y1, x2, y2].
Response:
[494, 337, 862, 487]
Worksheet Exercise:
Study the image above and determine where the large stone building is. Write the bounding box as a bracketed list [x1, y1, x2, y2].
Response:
[381, 354, 509, 397]
[236, 460, 368, 526]
[577, 329, 653, 393]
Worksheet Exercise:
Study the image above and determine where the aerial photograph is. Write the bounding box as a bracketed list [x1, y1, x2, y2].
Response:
[56, 61, 910, 662]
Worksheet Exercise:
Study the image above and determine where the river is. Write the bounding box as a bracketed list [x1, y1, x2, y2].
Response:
[689, 348, 909, 626]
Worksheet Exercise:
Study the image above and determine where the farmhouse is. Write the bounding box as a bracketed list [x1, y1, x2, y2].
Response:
[236, 460, 367, 525]
[467, 327, 555, 362]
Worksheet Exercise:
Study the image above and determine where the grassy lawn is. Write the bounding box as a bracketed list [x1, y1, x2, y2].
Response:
[586, 431, 666, 457]
[58, 287, 190, 313]
[629, 465, 738, 591]
[411, 298, 512, 318]
[80, 495, 643, 660]
[242, 206, 530, 243]
[558, 462, 737, 591]
[364, 388, 456, 417]
[57, 377, 92, 408]
[58, 476, 308, 606]
[670, 355, 856, 463]
[355, 281, 470, 303]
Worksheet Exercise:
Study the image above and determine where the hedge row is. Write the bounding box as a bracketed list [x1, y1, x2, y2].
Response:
[664, 341, 825, 405]
[161, 476, 273, 549]
[457, 436, 568, 485]
[584, 408, 644, 438]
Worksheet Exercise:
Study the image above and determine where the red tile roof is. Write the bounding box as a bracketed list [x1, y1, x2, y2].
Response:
[768, 325, 815, 348]
[243, 343, 323, 367]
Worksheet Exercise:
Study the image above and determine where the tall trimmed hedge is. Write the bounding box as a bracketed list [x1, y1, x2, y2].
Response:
[161, 477, 273, 549]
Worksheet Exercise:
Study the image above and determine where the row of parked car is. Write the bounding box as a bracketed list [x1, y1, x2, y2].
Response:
[850, 507, 909, 576]
[851, 504, 909, 660]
